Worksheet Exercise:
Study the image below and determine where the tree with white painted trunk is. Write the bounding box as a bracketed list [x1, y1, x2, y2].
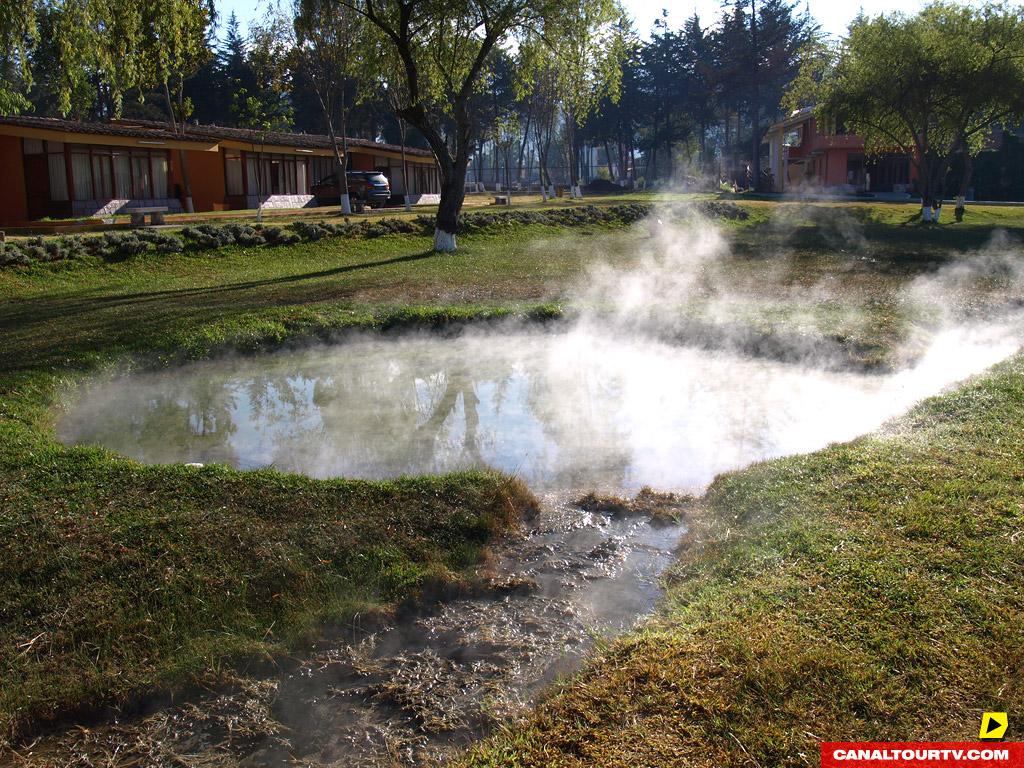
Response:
[241, 16, 295, 221]
[787, 2, 1024, 222]
[144, 1, 211, 214]
[517, 36, 559, 201]
[543, 0, 627, 199]
[335, 0, 580, 252]
[294, 0, 366, 216]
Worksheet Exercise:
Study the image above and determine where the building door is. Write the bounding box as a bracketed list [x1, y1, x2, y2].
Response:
[270, 161, 281, 194]
[24, 154, 50, 219]
[846, 153, 866, 189]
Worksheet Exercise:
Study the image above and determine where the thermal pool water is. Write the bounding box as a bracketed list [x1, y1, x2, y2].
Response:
[57, 323, 1019, 493]
[43, 322, 1019, 765]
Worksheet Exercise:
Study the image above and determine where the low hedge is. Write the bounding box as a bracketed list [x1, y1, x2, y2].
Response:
[0, 201, 746, 269]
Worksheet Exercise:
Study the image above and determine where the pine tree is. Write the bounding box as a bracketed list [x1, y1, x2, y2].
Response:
[218, 11, 257, 125]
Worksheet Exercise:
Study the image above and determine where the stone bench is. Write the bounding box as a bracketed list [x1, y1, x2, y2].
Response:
[129, 207, 169, 227]
[493, 195, 510, 205]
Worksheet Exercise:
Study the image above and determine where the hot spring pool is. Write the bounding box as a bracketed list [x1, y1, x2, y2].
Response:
[57, 323, 1019, 493]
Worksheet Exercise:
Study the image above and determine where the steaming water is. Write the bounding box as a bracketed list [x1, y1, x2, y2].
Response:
[45, 321, 1020, 765]
[58, 323, 1019, 493]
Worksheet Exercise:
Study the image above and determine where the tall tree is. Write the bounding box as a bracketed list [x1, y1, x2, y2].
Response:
[637, 16, 690, 182]
[182, 3, 225, 125]
[335, 0, 570, 252]
[545, 0, 626, 197]
[747, 0, 818, 189]
[294, 0, 365, 214]
[218, 10, 258, 116]
[797, 1, 1024, 220]
[231, 7, 295, 221]
[47, 0, 145, 118]
[517, 37, 559, 199]
[141, 0, 213, 211]
[27, 4, 99, 118]
[0, 0, 37, 114]
[582, 18, 642, 186]
[680, 14, 715, 172]
[710, 2, 750, 184]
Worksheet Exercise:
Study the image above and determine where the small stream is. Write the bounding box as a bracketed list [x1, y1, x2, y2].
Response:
[31, 322, 1020, 766]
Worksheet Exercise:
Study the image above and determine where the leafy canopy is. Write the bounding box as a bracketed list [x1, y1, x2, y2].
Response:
[792, 1, 1024, 159]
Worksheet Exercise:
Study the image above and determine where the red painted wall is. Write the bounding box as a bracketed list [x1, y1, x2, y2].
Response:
[0, 135, 29, 223]
[170, 149, 226, 212]
[348, 151, 375, 171]
[822, 149, 854, 186]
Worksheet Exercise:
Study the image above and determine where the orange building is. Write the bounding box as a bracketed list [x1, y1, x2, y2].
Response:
[0, 115, 440, 223]
[765, 107, 915, 196]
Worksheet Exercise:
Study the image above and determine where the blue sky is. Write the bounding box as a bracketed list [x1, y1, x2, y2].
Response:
[215, 0, 992, 41]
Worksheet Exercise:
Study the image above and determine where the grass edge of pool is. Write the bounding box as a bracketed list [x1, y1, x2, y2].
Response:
[460, 352, 1024, 767]
[0, 317, 545, 751]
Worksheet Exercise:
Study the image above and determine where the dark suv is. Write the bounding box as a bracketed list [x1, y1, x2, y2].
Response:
[312, 171, 391, 208]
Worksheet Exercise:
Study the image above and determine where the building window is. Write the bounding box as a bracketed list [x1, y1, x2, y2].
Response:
[46, 142, 69, 202]
[114, 153, 132, 198]
[244, 152, 310, 196]
[311, 157, 334, 184]
[37, 144, 171, 201]
[91, 148, 114, 198]
[132, 155, 152, 198]
[71, 150, 93, 200]
[225, 149, 244, 195]
[152, 154, 168, 198]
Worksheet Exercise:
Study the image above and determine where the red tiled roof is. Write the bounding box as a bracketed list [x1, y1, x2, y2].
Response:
[0, 114, 215, 143]
[0, 114, 436, 158]
[113, 118, 435, 157]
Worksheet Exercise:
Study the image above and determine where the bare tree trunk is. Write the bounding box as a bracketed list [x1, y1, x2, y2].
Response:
[434, 162, 467, 251]
[399, 119, 412, 212]
[749, 0, 762, 192]
[325, 119, 349, 215]
[164, 81, 194, 213]
[699, 121, 707, 174]
[516, 111, 532, 183]
[566, 114, 581, 198]
[919, 153, 946, 223]
[252, 138, 266, 224]
[955, 138, 972, 222]
[477, 144, 484, 192]
[339, 93, 352, 215]
[503, 146, 512, 201]
[604, 140, 615, 182]
[617, 135, 626, 184]
[629, 134, 636, 187]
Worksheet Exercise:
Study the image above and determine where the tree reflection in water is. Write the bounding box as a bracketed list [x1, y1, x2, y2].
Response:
[60, 325, 1005, 493]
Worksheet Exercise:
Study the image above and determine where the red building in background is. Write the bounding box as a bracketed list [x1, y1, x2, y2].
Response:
[765, 107, 915, 196]
[0, 115, 441, 224]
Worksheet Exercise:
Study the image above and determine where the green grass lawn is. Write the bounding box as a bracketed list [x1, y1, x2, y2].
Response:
[1, 195, 1022, 755]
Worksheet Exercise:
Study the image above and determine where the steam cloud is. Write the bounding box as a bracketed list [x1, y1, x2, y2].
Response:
[57, 204, 1024, 495]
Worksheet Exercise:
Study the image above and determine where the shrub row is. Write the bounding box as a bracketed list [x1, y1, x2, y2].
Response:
[0, 200, 746, 269]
